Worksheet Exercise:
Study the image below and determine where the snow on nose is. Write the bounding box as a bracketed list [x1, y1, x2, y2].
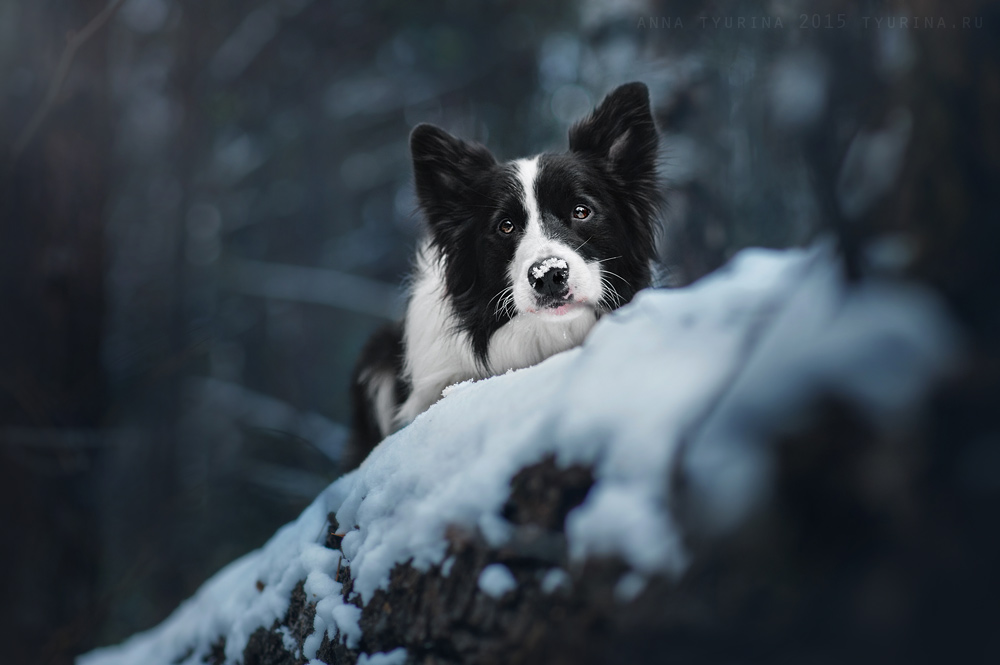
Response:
[529, 257, 570, 297]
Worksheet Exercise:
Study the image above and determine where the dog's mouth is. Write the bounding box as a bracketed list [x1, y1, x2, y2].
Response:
[543, 302, 584, 316]
[527, 294, 588, 316]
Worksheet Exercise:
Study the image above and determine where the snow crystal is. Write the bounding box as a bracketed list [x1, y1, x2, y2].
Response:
[531, 257, 568, 280]
[478, 563, 517, 598]
[78, 242, 957, 665]
[357, 648, 408, 665]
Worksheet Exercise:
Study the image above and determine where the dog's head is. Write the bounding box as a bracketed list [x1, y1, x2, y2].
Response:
[410, 82, 660, 358]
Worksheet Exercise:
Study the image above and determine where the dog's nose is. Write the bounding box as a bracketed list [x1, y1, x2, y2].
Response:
[528, 257, 570, 297]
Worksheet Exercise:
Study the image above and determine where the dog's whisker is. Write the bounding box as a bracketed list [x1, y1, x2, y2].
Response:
[601, 268, 630, 285]
[503, 290, 517, 316]
[490, 286, 514, 318]
[491, 286, 515, 317]
[599, 275, 625, 309]
[488, 286, 511, 308]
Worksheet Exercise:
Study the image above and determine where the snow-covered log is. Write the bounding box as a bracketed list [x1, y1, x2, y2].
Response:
[77, 243, 969, 664]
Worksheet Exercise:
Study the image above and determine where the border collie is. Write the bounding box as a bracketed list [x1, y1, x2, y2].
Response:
[346, 82, 660, 468]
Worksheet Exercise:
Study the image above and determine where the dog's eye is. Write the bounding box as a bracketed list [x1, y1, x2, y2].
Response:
[498, 219, 515, 235]
[573, 205, 592, 220]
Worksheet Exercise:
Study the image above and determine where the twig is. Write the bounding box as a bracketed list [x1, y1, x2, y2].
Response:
[9, 0, 127, 166]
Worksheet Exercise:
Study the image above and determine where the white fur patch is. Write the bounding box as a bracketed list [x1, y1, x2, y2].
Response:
[511, 158, 603, 316]
[396, 242, 481, 428]
[359, 366, 398, 437]
[485, 309, 596, 375]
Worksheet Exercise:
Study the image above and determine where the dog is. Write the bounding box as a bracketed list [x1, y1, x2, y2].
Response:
[345, 82, 660, 469]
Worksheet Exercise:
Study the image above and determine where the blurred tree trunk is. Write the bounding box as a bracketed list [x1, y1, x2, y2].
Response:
[0, 0, 114, 662]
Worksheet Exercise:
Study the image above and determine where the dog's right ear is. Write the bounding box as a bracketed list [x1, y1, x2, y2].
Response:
[410, 124, 496, 227]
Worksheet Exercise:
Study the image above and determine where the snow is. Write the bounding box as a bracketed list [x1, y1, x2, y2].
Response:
[440, 378, 474, 398]
[530, 256, 568, 280]
[682, 245, 955, 532]
[78, 243, 957, 665]
[478, 563, 517, 598]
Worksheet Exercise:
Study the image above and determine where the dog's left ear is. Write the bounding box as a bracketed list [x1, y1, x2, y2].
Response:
[569, 82, 658, 182]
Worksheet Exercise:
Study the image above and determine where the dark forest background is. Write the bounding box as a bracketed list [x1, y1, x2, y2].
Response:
[1, 1, 997, 663]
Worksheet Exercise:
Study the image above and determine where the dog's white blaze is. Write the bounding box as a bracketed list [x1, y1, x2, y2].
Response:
[511, 158, 603, 317]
